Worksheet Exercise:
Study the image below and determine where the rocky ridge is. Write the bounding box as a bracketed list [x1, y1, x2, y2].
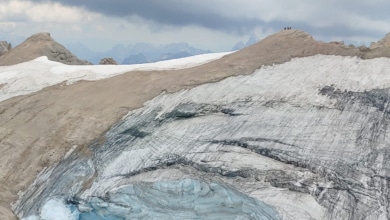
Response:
[3, 29, 390, 219]
[0, 32, 90, 66]
[370, 33, 390, 49]
[0, 41, 11, 57]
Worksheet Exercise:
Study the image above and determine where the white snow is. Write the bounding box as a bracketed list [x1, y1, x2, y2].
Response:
[22, 199, 78, 220]
[0, 52, 232, 102]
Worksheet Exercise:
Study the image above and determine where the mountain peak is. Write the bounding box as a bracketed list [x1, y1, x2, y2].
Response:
[277, 29, 313, 40]
[370, 32, 390, 49]
[0, 32, 90, 66]
[26, 32, 52, 42]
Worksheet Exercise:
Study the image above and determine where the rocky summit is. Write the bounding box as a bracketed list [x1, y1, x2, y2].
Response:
[0, 32, 90, 66]
[3, 30, 390, 219]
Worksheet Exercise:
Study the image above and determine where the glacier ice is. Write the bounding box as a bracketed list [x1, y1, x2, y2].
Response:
[15, 55, 390, 219]
[24, 179, 278, 220]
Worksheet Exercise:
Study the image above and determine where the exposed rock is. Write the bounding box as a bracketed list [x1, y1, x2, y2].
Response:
[0, 41, 11, 57]
[330, 41, 345, 46]
[0, 32, 90, 66]
[0, 206, 16, 220]
[99, 57, 118, 65]
[370, 32, 390, 49]
[5, 30, 390, 219]
[358, 45, 370, 52]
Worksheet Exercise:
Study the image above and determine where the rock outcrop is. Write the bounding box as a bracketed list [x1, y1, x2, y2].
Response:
[4, 30, 390, 219]
[0, 32, 90, 66]
[0, 41, 11, 56]
[99, 57, 118, 65]
[370, 33, 390, 49]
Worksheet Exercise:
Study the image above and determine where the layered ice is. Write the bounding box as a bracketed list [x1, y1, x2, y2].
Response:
[24, 179, 278, 220]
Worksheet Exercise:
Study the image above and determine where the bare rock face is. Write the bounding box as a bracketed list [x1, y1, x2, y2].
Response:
[370, 33, 390, 49]
[0, 32, 90, 66]
[0, 41, 11, 57]
[99, 57, 118, 65]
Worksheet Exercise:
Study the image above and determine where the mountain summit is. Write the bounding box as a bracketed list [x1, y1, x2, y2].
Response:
[0, 32, 90, 66]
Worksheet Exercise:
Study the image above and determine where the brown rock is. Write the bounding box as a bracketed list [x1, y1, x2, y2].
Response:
[370, 32, 390, 49]
[0, 41, 11, 57]
[99, 57, 118, 65]
[0, 207, 16, 220]
[0, 32, 90, 66]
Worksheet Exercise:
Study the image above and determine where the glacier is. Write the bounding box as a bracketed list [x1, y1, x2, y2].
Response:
[14, 54, 390, 219]
[31, 179, 278, 220]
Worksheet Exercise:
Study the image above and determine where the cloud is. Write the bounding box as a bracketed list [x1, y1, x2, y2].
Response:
[27, 0, 390, 40]
[1, 0, 390, 52]
[27, 0, 265, 34]
[0, 22, 16, 32]
[0, 0, 98, 23]
[71, 25, 82, 33]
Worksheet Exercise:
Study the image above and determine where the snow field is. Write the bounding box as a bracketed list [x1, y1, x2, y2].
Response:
[0, 52, 232, 102]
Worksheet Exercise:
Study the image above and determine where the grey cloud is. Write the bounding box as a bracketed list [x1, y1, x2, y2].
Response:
[29, 0, 390, 40]
[31, 0, 265, 34]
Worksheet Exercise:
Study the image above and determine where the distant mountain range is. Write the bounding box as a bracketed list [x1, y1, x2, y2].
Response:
[67, 35, 259, 65]
[66, 42, 212, 65]
[231, 34, 258, 51]
[0, 32, 259, 66]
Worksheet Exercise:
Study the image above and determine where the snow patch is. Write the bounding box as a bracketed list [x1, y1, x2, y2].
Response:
[0, 52, 232, 102]
[22, 199, 78, 220]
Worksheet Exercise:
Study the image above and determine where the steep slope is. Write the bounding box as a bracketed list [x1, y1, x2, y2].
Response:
[0, 33, 90, 66]
[3, 29, 390, 219]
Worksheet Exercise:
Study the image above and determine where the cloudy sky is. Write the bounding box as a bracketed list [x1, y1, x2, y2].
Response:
[0, 0, 389, 52]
